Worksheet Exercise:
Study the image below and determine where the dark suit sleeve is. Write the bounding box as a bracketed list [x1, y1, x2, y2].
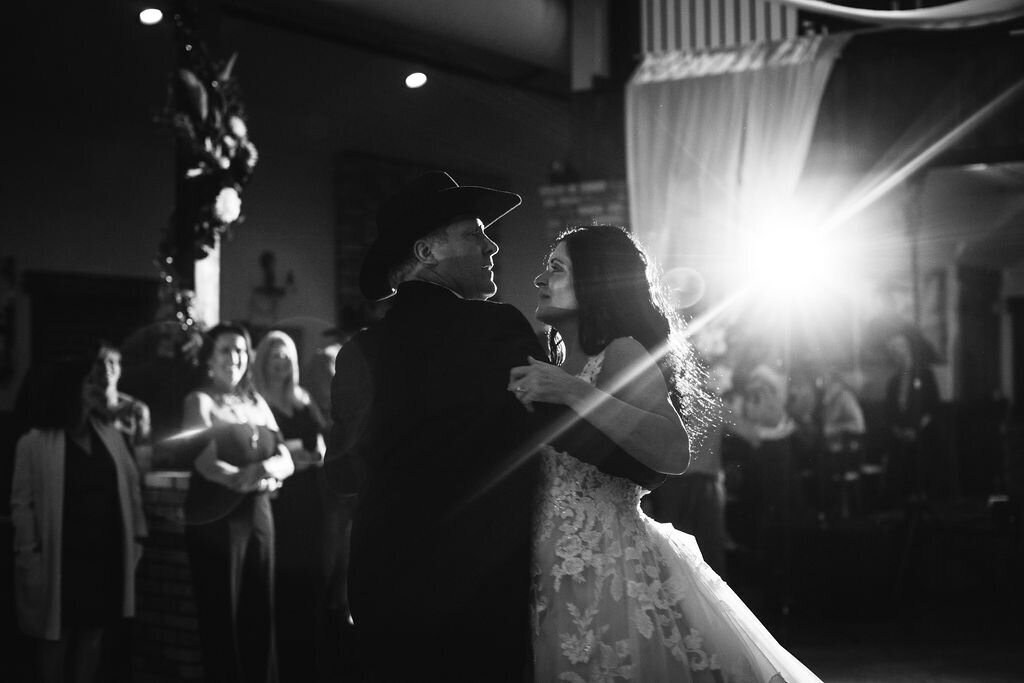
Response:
[324, 336, 371, 496]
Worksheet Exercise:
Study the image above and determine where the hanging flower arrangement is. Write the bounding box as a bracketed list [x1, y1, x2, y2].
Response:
[161, 47, 259, 261]
[154, 10, 258, 332]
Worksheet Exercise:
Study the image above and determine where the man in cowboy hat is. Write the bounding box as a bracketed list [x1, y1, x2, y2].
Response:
[326, 171, 547, 680]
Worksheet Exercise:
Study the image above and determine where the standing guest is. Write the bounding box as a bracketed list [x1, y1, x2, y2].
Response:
[737, 361, 800, 620]
[302, 330, 358, 631]
[11, 352, 147, 683]
[511, 225, 820, 682]
[87, 340, 154, 681]
[89, 341, 153, 471]
[303, 330, 344, 431]
[821, 369, 866, 446]
[819, 368, 869, 518]
[786, 366, 825, 519]
[787, 366, 821, 458]
[326, 171, 551, 681]
[253, 330, 329, 683]
[182, 322, 294, 683]
[736, 363, 800, 529]
[883, 329, 940, 505]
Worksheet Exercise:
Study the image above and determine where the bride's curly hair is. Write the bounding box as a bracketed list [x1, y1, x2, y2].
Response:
[544, 225, 715, 442]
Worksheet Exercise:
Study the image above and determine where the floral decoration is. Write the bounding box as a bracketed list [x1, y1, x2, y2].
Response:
[160, 42, 258, 262]
[154, 8, 258, 332]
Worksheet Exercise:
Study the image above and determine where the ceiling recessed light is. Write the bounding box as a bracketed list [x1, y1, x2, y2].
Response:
[139, 8, 163, 26]
[405, 72, 427, 89]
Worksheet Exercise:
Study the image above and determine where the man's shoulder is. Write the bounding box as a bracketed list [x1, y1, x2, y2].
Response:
[440, 300, 538, 348]
[393, 288, 534, 332]
[460, 297, 531, 321]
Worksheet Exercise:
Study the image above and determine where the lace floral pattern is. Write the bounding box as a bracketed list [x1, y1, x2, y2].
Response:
[531, 352, 763, 682]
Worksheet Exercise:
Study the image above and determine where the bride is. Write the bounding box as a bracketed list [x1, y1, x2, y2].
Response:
[509, 225, 820, 682]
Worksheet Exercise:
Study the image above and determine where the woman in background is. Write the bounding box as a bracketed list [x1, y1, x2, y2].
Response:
[11, 349, 147, 683]
[89, 340, 153, 470]
[253, 330, 329, 682]
[182, 322, 294, 683]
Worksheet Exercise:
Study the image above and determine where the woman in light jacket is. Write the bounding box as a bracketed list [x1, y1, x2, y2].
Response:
[11, 350, 147, 683]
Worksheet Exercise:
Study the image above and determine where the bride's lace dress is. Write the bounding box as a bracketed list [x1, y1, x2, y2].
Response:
[531, 352, 821, 683]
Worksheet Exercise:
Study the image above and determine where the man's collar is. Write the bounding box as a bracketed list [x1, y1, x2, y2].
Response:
[396, 279, 461, 300]
[398, 279, 475, 300]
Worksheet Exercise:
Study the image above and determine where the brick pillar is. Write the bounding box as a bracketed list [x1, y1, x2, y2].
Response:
[539, 179, 630, 239]
[134, 472, 204, 682]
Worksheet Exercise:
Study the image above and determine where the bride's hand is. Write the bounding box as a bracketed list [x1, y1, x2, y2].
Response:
[508, 357, 590, 412]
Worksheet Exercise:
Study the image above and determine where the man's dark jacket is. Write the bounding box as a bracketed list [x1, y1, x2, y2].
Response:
[326, 281, 547, 680]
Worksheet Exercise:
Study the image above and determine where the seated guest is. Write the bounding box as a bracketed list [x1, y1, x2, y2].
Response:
[11, 351, 148, 683]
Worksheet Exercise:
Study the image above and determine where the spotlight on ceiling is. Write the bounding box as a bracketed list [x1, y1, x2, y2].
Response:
[139, 8, 164, 25]
[405, 72, 427, 89]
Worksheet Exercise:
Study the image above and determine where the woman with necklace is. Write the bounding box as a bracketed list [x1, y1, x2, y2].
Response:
[253, 330, 329, 683]
[11, 348, 147, 683]
[182, 322, 294, 683]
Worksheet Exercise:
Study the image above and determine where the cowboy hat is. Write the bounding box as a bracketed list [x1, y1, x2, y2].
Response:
[359, 171, 522, 300]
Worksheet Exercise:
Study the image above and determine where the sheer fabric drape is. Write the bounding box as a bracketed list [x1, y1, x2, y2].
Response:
[625, 35, 849, 284]
[775, 0, 1024, 30]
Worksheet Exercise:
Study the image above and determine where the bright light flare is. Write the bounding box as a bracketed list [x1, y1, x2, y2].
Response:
[738, 202, 862, 314]
[748, 226, 834, 295]
[163, 427, 207, 442]
[405, 72, 427, 89]
[138, 8, 163, 25]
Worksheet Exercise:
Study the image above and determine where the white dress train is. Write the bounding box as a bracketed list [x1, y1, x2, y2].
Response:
[531, 351, 822, 682]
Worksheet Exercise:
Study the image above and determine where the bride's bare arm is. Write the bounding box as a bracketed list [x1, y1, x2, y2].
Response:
[509, 337, 689, 475]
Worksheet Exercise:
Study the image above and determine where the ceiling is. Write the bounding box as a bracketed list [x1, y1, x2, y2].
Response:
[213, 0, 1024, 270]
[222, 0, 574, 96]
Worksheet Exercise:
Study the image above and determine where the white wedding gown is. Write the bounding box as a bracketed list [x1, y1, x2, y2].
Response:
[531, 351, 822, 682]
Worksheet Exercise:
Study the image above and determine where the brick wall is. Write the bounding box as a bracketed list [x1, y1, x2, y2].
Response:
[133, 472, 203, 682]
[538, 179, 630, 241]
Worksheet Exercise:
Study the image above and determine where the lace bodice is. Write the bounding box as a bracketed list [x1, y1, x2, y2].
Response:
[536, 352, 649, 552]
[533, 352, 704, 678]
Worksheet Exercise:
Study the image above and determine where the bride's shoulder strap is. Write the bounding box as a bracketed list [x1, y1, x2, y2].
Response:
[581, 337, 647, 382]
[578, 349, 606, 382]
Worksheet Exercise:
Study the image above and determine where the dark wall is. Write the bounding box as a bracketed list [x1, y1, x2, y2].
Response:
[802, 26, 1024, 189]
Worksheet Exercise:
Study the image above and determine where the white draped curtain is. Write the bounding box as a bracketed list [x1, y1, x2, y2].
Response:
[772, 0, 1024, 30]
[625, 34, 850, 291]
